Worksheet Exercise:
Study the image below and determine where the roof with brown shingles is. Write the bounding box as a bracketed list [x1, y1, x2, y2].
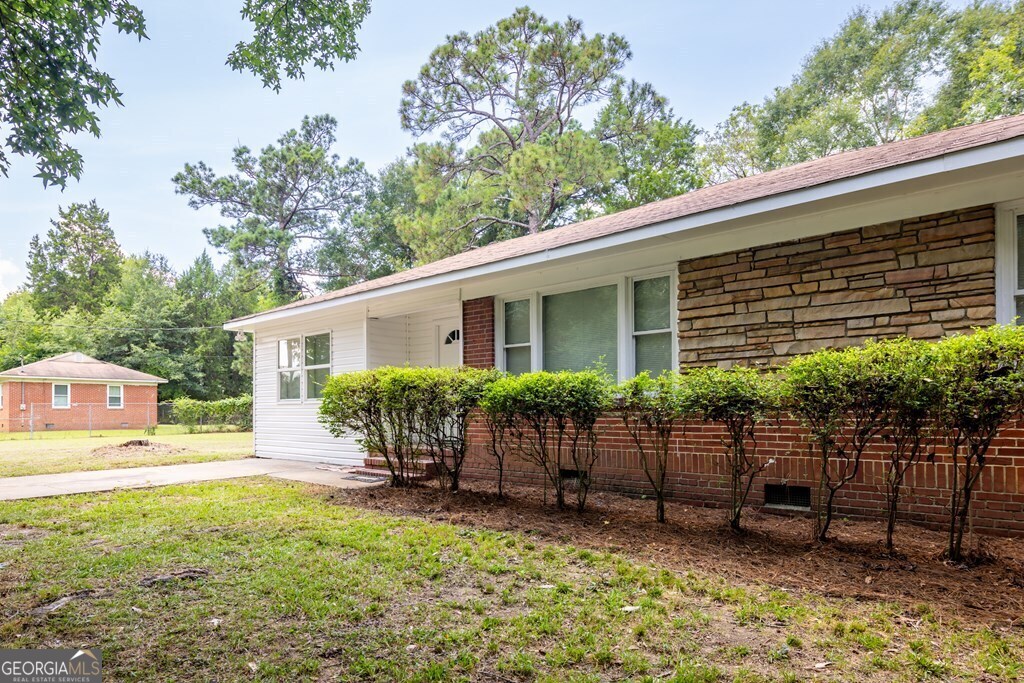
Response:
[229, 114, 1024, 324]
[0, 353, 166, 383]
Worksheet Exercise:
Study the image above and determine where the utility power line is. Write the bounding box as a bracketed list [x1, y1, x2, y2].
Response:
[0, 318, 239, 333]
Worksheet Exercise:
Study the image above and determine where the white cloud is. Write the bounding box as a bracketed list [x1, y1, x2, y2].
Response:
[0, 252, 23, 301]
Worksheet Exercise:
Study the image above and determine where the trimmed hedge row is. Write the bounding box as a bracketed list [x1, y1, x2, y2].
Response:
[172, 395, 253, 432]
[318, 325, 1024, 562]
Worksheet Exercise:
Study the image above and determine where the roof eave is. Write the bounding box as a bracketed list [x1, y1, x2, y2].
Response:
[224, 134, 1024, 331]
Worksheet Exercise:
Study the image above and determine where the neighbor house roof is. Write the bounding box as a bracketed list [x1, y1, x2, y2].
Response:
[0, 353, 167, 383]
[228, 113, 1024, 326]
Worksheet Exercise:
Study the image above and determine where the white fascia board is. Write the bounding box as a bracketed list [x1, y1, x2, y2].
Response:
[224, 136, 1024, 332]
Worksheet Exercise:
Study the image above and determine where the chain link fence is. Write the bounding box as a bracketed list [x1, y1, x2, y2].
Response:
[0, 402, 243, 439]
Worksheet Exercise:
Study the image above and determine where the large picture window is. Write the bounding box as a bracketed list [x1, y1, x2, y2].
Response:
[499, 272, 676, 380]
[278, 333, 330, 401]
[543, 284, 618, 373]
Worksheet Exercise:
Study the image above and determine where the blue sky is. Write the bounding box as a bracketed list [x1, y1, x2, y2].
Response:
[0, 0, 965, 297]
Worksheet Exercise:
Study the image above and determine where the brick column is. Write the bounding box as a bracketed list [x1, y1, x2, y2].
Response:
[462, 297, 496, 368]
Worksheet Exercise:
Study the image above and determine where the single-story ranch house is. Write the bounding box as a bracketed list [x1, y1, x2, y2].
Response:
[226, 114, 1024, 535]
[0, 353, 165, 432]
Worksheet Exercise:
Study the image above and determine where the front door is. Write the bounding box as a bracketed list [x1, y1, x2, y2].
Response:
[435, 319, 462, 367]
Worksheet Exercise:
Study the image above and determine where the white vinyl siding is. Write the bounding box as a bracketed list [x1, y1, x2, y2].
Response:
[250, 303, 460, 466]
[253, 312, 364, 466]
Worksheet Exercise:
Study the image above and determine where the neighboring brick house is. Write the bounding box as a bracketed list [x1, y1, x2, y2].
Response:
[0, 353, 165, 433]
[225, 115, 1024, 535]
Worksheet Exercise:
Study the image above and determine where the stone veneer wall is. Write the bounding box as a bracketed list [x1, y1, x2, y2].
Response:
[677, 206, 996, 366]
[457, 204, 1024, 536]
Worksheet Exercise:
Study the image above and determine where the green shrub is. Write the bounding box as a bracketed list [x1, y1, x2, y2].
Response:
[933, 325, 1024, 561]
[407, 366, 501, 492]
[321, 367, 424, 487]
[172, 395, 252, 433]
[616, 371, 688, 523]
[481, 369, 613, 511]
[319, 366, 500, 490]
[784, 345, 897, 542]
[864, 338, 940, 553]
[684, 366, 781, 532]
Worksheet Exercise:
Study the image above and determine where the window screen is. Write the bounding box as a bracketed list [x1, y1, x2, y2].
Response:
[303, 333, 331, 400]
[504, 299, 532, 374]
[107, 385, 122, 408]
[542, 284, 618, 373]
[1016, 214, 1024, 320]
[633, 276, 673, 375]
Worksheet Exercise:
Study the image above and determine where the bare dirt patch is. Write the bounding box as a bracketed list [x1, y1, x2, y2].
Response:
[334, 481, 1024, 627]
[89, 440, 188, 459]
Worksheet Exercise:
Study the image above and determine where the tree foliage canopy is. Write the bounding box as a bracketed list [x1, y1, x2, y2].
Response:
[0, 0, 369, 187]
[26, 201, 123, 317]
[173, 114, 370, 301]
[396, 7, 702, 262]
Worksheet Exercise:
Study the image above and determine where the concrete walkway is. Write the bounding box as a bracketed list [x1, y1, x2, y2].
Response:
[0, 459, 383, 501]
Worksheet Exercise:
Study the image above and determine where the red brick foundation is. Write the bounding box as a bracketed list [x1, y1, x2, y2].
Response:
[460, 415, 1024, 536]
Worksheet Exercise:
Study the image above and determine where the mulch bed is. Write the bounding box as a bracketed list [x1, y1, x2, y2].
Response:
[331, 480, 1024, 628]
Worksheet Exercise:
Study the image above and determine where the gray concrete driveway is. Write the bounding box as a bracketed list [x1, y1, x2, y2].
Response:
[0, 459, 382, 501]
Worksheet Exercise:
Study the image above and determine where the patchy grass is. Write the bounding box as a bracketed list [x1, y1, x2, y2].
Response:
[0, 431, 252, 477]
[1, 480, 1021, 682]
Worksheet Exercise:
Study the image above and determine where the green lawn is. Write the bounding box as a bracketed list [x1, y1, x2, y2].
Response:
[0, 430, 253, 477]
[0, 479, 1019, 682]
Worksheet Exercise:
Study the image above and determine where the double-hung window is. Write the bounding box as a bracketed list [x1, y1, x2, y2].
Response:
[107, 385, 123, 409]
[278, 333, 331, 401]
[304, 333, 331, 399]
[503, 300, 532, 375]
[52, 383, 70, 409]
[632, 276, 674, 376]
[499, 272, 676, 380]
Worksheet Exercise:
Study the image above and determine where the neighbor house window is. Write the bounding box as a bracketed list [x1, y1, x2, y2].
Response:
[52, 383, 70, 409]
[503, 299, 531, 375]
[632, 276, 673, 376]
[278, 333, 331, 401]
[499, 272, 675, 380]
[107, 385, 123, 409]
[543, 284, 618, 373]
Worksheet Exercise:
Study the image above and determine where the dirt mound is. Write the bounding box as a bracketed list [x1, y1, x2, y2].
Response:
[335, 481, 1024, 627]
[90, 441, 187, 458]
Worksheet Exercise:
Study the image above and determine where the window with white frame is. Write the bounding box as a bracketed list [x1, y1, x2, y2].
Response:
[995, 206, 1024, 323]
[278, 333, 331, 401]
[52, 383, 70, 409]
[107, 385, 123, 409]
[499, 272, 676, 380]
[632, 275, 674, 376]
[304, 333, 331, 399]
[503, 299, 531, 375]
[543, 284, 618, 373]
